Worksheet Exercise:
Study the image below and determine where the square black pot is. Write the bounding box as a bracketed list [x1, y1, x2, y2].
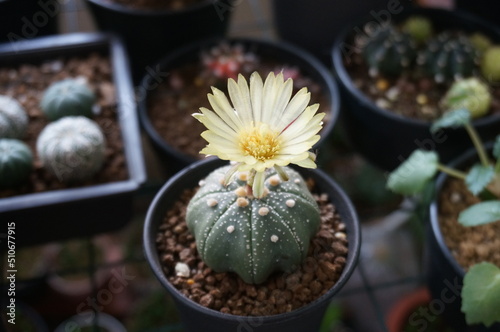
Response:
[0, 32, 146, 247]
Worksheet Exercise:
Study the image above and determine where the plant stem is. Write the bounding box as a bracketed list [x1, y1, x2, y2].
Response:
[437, 164, 467, 180]
[464, 123, 490, 166]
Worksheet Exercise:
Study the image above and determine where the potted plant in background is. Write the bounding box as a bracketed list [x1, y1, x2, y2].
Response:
[387, 107, 500, 330]
[331, 7, 500, 171]
[144, 71, 360, 331]
[0, 32, 146, 247]
[84, 0, 235, 82]
[139, 37, 340, 175]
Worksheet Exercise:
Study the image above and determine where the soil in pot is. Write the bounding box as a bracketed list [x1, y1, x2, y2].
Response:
[0, 53, 128, 198]
[438, 177, 500, 270]
[343, 18, 500, 122]
[154, 176, 349, 316]
[100, 0, 206, 10]
[146, 42, 332, 161]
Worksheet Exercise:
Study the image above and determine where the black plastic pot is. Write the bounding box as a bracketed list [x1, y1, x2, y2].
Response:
[0, 33, 146, 247]
[139, 37, 341, 174]
[455, 0, 500, 26]
[143, 157, 360, 332]
[426, 145, 500, 332]
[84, 0, 233, 82]
[0, 0, 59, 43]
[271, 0, 390, 66]
[331, 7, 500, 171]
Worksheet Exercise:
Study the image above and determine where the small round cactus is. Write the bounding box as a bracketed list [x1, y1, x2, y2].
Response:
[40, 78, 96, 121]
[0, 138, 33, 188]
[469, 33, 492, 54]
[402, 15, 433, 44]
[358, 24, 417, 77]
[440, 77, 491, 118]
[0, 95, 28, 139]
[480, 46, 500, 82]
[416, 31, 478, 83]
[36, 116, 106, 183]
[186, 165, 321, 284]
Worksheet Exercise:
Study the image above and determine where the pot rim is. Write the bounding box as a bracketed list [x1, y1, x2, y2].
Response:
[331, 7, 500, 129]
[429, 142, 496, 278]
[143, 157, 360, 323]
[138, 36, 340, 166]
[85, 0, 228, 16]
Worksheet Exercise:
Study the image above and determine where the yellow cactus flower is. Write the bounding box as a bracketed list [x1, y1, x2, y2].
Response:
[193, 71, 324, 198]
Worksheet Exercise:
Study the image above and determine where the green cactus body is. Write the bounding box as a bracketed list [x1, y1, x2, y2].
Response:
[481, 46, 500, 82]
[36, 116, 106, 182]
[186, 165, 321, 284]
[359, 24, 417, 77]
[402, 15, 433, 45]
[40, 78, 96, 121]
[417, 32, 478, 83]
[0, 95, 28, 139]
[440, 77, 491, 118]
[0, 138, 33, 188]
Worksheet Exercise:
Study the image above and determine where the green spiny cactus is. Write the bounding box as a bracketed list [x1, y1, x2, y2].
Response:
[36, 116, 106, 182]
[358, 24, 417, 77]
[480, 46, 500, 82]
[0, 138, 33, 188]
[186, 165, 321, 284]
[402, 15, 433, 45]
[416, 31, 478, 83]
[0, 95, 28, 139]
[40, 78, 96, 121]
[440, 77, 491, 118]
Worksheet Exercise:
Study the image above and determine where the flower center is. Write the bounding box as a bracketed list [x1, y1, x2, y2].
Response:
[239, 124, 280, 161]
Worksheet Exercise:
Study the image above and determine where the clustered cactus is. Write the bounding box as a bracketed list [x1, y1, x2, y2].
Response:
[186, 165, 321, 284]
[417, 31, 478, 83]
[36, 116, 106, 183]
[358, 24, 417, 77]
[40, 78, 96, 121]
[0, 95, 28, 139]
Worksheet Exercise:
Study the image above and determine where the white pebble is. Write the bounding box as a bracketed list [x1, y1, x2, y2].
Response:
[175, 263, 190, 278]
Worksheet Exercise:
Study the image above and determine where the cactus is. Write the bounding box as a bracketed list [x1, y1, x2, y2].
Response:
[186, 165, 321, 284]
[40, 78, 96, 121]
[402, 15, 433, 44]
[440, 77, 491, 118]
[200, 42, 259, 80]
[358, 24, 417, 77]
[0, 95, 28, 139]
[469, 32, 492, 54]
[480, 46, 500, 82]
[416, 31, 478, 83]
[0, 138, 33, 188]
[36, 116, 106, 182]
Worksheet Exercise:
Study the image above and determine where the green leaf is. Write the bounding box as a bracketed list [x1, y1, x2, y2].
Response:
[430, 109, 471, 133]
[387, 150, 439, 195]
[465, 164, 495, 195]
[493, 135, 500, 159]
[462, 262, 500, 327]
[459, 201, 500, 226]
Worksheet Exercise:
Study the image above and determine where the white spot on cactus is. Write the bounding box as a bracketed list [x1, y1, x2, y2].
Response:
[294, 178, 300, 184]
[258, 207, 269, 216]
[227, 225, 235, 233]
[198, 179, 206, 186]
[207, 198, 218, 207]
[175, 263, 190, 277]
[235, 186, 246, 197]
[271, 235, 279, 243]
[286, 199, 296, 208]
[237, 197, 249, 207]
[268, 175, 281, 186]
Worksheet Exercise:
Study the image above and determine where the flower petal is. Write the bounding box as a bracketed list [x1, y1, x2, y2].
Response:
[228, 74, 253, 125]
[249, 72, 264, 123]
[208, 88, 243, 130]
